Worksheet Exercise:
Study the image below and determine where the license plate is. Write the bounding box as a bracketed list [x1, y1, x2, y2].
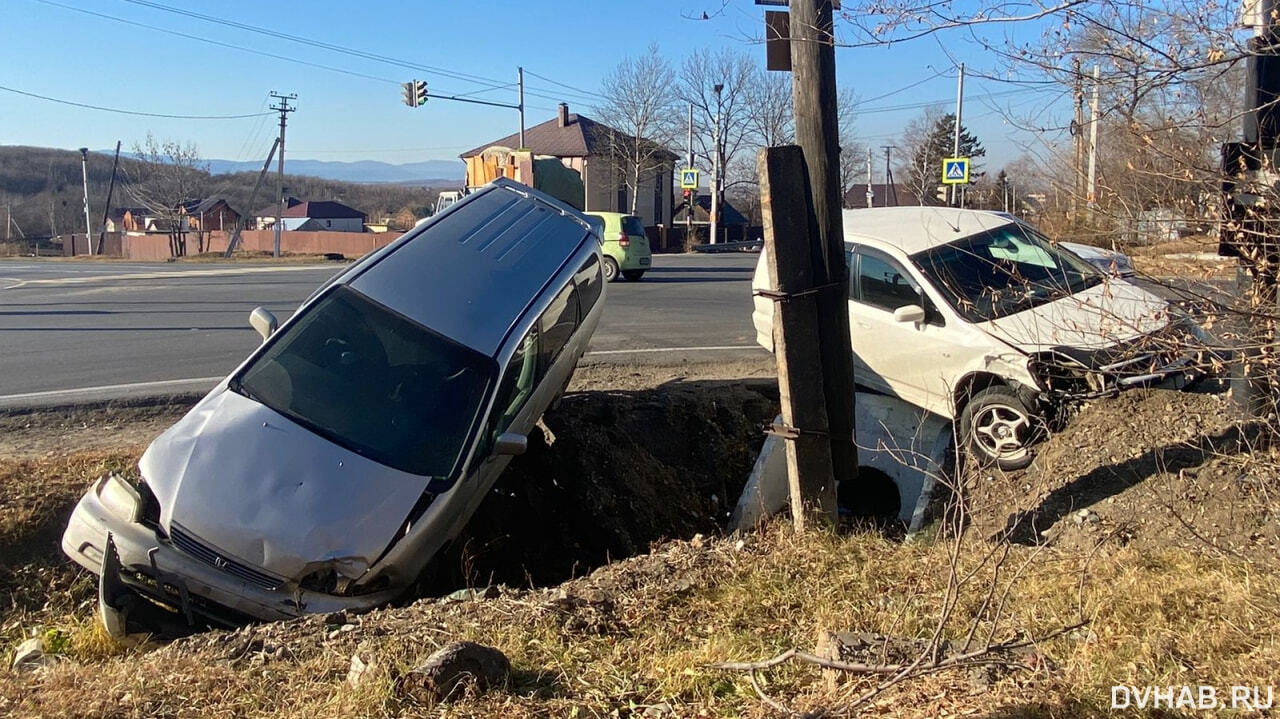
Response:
[639, 258, 650, 266]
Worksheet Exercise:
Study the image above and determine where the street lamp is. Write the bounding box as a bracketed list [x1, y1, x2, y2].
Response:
[710, 83, 723, 245]
[78, 148, 92, 255]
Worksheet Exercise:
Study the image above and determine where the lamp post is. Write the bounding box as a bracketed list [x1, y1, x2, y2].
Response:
[710, 83, 723, 245]
[78, 148, 92, 255]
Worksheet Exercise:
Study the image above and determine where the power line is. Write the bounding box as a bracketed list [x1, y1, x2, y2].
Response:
[0, 83, 273, 120]
[522, 69, 605, 101]
[35, 0, 405, 87]
[113, 0, 591, 106]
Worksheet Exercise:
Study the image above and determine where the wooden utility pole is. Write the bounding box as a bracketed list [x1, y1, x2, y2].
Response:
[789, 0, 855, 523]
[224, 137, 280, 258]
[759, 146, 837, 527]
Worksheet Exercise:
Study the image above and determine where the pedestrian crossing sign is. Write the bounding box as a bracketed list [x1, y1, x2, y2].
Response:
[941, 157, 969, 185]
[680, 168, 699, 189]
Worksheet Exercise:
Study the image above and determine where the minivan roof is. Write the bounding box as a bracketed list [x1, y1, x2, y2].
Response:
[350, 178, 594, 356]
[843, 206, 1017, 256]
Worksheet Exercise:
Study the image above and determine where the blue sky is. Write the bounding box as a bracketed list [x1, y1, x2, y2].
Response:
[2, 0, 1065, 171]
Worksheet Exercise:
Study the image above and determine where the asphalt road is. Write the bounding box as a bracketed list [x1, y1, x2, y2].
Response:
[0, 254, 765, 406]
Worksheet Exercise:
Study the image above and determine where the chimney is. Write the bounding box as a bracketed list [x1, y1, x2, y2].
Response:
[558, 103, 569, 127]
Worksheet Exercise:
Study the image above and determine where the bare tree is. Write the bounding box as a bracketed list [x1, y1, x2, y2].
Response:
[596, 44, 680, 215]
[743, 67, 794, 148]
[125, 134, 208, 257]
[678, 47, 757, 190]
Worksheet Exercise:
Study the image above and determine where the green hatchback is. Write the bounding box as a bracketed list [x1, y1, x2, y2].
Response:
[585, 212, 652, 281]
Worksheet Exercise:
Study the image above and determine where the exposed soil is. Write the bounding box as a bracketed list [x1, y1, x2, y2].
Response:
[0, 359, 779, 646]
[965, 386, 1280, 561]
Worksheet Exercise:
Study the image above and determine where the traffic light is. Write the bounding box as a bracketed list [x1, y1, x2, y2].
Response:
[401, 80, 429, 107]
[935, 185, 947, 202]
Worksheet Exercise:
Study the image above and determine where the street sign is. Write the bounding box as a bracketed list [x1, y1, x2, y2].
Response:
[941, 157, 969, 185]
[680, 168, 700, 189]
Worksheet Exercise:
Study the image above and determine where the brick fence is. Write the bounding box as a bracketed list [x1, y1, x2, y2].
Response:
[64, 230, 402, 260]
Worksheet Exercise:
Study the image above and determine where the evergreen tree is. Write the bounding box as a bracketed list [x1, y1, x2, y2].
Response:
[905, 113, 985, 205]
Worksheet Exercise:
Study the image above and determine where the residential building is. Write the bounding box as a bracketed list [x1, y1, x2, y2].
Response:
[255, 198, 368, 233]
[461, 103, 676, 229]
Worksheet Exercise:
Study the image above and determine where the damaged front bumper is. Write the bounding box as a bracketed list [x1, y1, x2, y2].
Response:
[62, 475, 399, 636]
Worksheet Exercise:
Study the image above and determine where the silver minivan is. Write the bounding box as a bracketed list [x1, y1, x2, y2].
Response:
[62, 179, 606, 634]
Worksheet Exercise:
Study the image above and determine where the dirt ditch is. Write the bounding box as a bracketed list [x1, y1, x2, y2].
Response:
[0, 362, 780, 643]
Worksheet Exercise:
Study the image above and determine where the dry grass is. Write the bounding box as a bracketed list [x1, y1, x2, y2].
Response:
[1, 507, 1275, 718]
[0, 449, 142, 664]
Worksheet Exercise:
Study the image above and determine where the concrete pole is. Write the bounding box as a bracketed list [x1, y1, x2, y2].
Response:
[952, 63, 965, 207]
[710, 84, 723, 245]
[1087, 64, 1100, 210]
[865, 146, 873, 208]
[517, 67, 526, 149]
[687, 103, 694, 241]
[79, 148, 92, 255]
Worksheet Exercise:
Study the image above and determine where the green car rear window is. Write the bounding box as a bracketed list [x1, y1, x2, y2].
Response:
[622, 216, 645, 236]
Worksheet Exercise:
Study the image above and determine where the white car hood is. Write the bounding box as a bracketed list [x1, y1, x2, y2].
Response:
[980, 279, 1172, 353]
[141, 388, 430, 582]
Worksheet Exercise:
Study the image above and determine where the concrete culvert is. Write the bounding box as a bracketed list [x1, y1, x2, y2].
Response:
[420, 379, 779, 594]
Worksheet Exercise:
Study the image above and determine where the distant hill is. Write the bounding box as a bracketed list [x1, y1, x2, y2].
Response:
[0, 145, 445, 238]
[200, 157, 464, 184]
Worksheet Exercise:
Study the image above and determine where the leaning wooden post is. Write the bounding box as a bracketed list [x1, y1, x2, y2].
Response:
[758, 145, 838, 529]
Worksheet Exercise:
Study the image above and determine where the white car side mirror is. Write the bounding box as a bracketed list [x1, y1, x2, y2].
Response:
[893, 304, 926, 324]
[249, 307, 279, 342]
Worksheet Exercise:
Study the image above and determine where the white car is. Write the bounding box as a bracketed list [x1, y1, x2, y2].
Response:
[1059, 240, 1136, 278]
[62, 179, 606, 635]
[752, 207, 1207, 469]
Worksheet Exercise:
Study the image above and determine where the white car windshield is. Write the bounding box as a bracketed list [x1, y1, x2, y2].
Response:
[230, 286, 492, 477]
[911, 223, 1103, 323]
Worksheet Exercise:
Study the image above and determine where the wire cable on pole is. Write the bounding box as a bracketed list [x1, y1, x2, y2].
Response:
[0, 83, 273, 120]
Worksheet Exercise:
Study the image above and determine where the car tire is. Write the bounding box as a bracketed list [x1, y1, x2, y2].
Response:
[622, 270, 645, 281]
[603, 257, 620, 282]
[958, 386, 1038, 471]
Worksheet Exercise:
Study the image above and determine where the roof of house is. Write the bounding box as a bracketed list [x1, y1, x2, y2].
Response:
[842, 184, 931, 209]
[180, 196, 240, 215]
[674, 195, 750, 226]
[108, 206, 150, 220]
[460, 105, 677, 161]
[254, 198, 364, 220]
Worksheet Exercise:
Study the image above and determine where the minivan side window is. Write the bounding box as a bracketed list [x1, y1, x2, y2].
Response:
[490, 328, 539, 439]
[574, 255, 603, 318]
[855, 249, 944, 326]
[539, 281, 579, 372]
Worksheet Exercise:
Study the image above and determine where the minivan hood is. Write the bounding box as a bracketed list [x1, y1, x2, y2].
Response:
[980, 279, 1172, 353]
[141, 388, 430, 582]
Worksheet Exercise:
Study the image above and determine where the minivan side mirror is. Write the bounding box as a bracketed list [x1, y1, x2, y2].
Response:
[893, 304, 926, 325]
[494, 432, 528, 456]
[249, 307, 279, 342]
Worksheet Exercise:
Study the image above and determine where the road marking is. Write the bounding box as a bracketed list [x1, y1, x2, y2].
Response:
[585, 345, 763, 356]
[0, 277, 22, 289]
[8, 264, 332, 288]
[0, 376, 223, 403]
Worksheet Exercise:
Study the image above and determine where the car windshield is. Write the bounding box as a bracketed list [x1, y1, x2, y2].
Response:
[230, 286, 492, 478]
[911, 223, 1103, 323]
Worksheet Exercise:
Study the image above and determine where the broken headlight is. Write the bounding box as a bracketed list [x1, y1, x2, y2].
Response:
[95, 473, 142, 523]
